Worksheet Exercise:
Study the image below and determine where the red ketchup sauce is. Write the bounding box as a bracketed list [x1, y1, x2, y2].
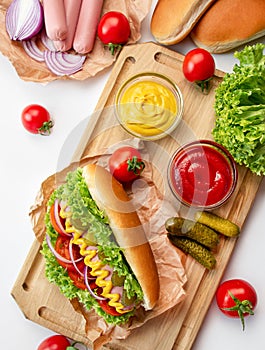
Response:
[169, 141, 237, 208]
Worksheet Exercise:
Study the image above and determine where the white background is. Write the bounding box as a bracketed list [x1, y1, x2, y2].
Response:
[1, 1, 264, 349]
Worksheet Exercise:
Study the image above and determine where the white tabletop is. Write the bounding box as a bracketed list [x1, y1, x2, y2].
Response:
[1, 1, 264, 349]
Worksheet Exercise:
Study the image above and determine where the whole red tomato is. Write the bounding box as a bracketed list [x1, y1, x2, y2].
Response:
[109, 146, 145, 183]
[97, 11, 130, 54]
[182, 48, 215, 92]
[37, 335, 71, 350]
[216, 279, 257, 330]
[21, 104, 53, 135]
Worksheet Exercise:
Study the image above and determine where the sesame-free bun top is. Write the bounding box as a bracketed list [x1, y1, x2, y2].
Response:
[150, 0, 216, 45]
[82, 163, 160, 310]
[191, 0, 265, 53]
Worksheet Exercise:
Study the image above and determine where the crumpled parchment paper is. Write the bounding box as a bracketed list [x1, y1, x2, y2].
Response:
[29, 138, 187, 350]
[0, 0, 152, 82]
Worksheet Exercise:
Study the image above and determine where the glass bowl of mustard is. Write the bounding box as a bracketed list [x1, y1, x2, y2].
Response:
[167, 140, 238, 210]
[114, 72, 184, 140]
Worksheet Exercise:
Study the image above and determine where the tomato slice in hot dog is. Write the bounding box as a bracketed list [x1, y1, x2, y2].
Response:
[55, 236, 85, 272]
[68, 270, 87, 290]
[49, 203, 67, 236]
[98, 299, 122, 316]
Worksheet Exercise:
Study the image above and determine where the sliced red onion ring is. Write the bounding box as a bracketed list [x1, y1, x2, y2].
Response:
[44, 50, 86, 76]
[5, 0, 44, 41]
[53, 199, 72, 237]
[69, 239, 84, 276]
[45, 234, 82, 265]
[22, 37, 44, 62]
[84, 266, 107, 301]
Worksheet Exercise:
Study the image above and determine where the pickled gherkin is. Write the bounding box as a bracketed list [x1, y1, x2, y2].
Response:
[121, 292, 137, 306]
[111, 271, 126, 286]
[165, 217, 219, 249]
[195, 211, 240, 237]
[168, 235, 216, 270]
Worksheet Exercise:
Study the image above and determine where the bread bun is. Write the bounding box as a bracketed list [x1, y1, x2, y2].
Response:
[150, 0, 216, 45]
[191, 0, 265, 53]
[82, 163, 160, 310]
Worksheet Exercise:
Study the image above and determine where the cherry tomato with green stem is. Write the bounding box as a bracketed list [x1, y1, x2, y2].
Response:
[182, 48, 215, 93]
[109, 146, 145, 183]
[216, 279, 257, 330]
[37, 334, 70, 350]
[37, 334, 86, 350]
[97, 11, 130, 55]
[21, 104, 53, 135]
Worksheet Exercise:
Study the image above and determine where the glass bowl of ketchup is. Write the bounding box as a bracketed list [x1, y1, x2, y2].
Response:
[168, 140, 238, 209]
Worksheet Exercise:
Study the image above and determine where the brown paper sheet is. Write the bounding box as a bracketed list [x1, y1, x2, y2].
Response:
[0, 0, 152, 82]
[29, 138, 187, 349]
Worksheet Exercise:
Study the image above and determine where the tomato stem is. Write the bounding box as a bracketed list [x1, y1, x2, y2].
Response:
[106, 43, 123, 55]
[127, 156, 145, 176]
[222, 290, 254, 331]
[195, 77, 213, 94]
[38, 120, 54, 135]
[67, 341, 88, 349]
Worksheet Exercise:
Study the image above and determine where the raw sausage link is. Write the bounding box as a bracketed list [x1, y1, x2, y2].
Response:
[43, 0, 68, 41]
[73, 0, 104, 54]
[55, 0, 82, 51]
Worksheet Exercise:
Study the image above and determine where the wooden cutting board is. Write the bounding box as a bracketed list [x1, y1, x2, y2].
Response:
[11, 42, 263, 350]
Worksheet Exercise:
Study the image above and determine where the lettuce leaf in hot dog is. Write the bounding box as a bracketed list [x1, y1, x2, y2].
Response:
[41, 166, 159, 325]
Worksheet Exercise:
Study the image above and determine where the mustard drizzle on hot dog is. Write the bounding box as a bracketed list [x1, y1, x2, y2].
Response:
[60, 205, 133, 314]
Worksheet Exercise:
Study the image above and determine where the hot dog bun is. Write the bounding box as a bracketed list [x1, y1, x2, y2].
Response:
[150, 0, 216, 45]
[191, 0, 265, 53]
[82, 164, 160, 310]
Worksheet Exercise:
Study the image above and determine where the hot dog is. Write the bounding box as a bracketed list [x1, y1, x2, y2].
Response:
[43, 164, 160, 324]
[42, 0, 68, 41]
[73, 0, 104, 54]
[54, 0, 82, 52]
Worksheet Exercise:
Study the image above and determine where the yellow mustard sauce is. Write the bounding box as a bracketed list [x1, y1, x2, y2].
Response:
[60, 207, 132, 314]
[119, 80, 177, 136]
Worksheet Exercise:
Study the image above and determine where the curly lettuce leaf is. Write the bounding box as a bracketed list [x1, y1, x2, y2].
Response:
[213, 43, 265, 175]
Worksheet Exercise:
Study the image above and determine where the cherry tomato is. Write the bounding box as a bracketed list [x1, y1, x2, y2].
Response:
[97, 11, 130, 54]
[182, 48, 215, 92]
[216, 279, 257, 330]
[109, 146, 145, 183]
[21, 104, 53, 135]
[37, 334, 70, 350]
[55, 236, 85, 272]
[98, 299, 121, 316]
